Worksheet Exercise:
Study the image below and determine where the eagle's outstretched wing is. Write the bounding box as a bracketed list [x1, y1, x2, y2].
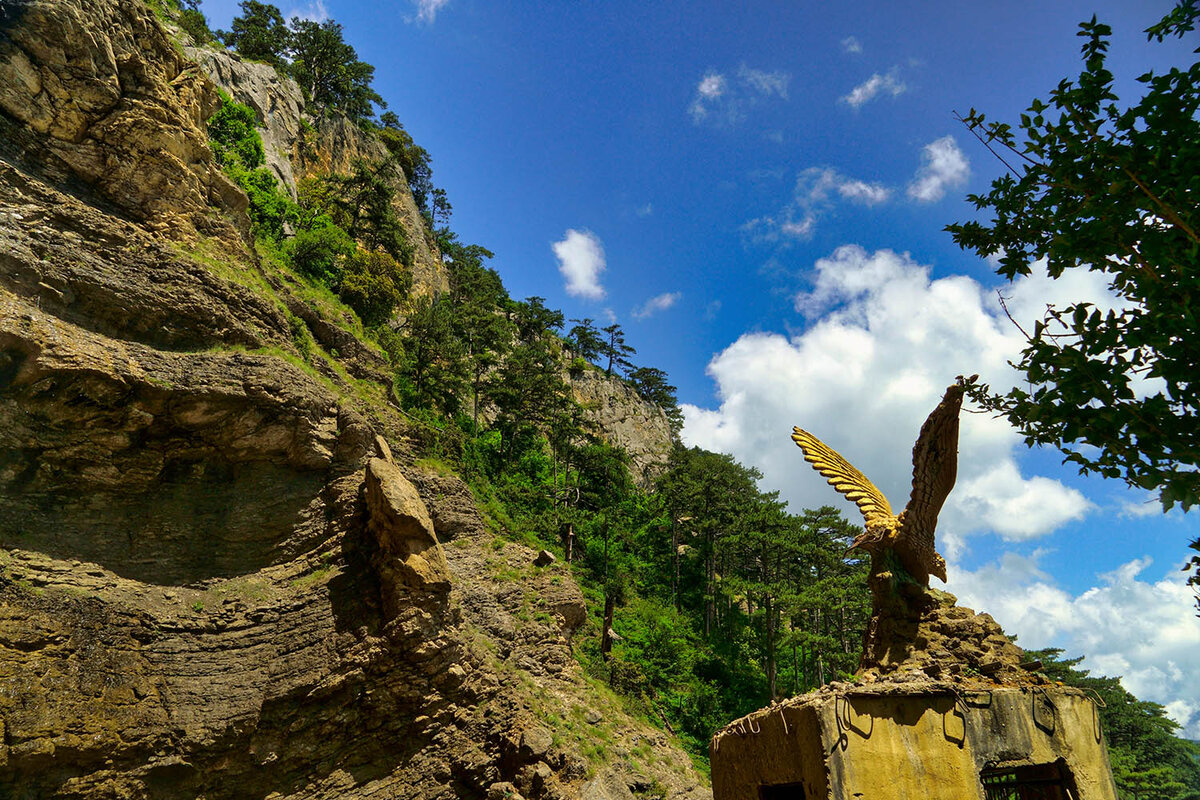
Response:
[899, 382, 966, 582]
[791, 427, 894, 527]
[902, 384, 964, 539]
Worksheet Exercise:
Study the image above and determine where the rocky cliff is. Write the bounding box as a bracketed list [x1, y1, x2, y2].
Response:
[0, 2, 706, 798]
[181, 39, 448, 297]
[569, 368, 673, 485]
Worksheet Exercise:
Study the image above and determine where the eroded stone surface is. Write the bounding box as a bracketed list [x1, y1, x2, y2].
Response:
[366, 457, 451, 606]
[0, 0, 244, 240]
[568, 368, 673, 486]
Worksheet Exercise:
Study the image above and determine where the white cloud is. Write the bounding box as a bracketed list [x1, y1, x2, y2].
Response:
[287, 1, 328, 22]
[704, 300, 722, 321]
[635, 203, 654, 218]
[744, 167, 890, 243]
[689, 72, 728, 122]
[690, 65, 790, 125]
[841, 68, 906, 108]
[413, 0, 450, 23]
[737, 65, 790, 99]
[908, 135, 970, 202]
[836, 178, 891, 205]
[681, 245, 1121, 552]
[841, 36, 863, 54]
[632, 292, 681, 321]
[553, 229, 607, 300]
[953, 461, 1091, 541]
[949, 553, 1200, 738]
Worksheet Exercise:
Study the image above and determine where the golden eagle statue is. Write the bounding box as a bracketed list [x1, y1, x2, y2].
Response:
[791, 378, 971, 589]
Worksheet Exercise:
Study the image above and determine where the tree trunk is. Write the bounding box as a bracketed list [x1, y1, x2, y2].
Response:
[766, 595, 777, 702]
[670, 518, 680, 610]
[601, 594, 615, 661]
[704, 548, 715, 638]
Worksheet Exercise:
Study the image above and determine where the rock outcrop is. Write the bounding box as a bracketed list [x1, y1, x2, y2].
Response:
[569, 367, 673, 485]
[0, 0, 245, 242]
[0, 3, 709, 798]
[366, 457, 452, 609]
[183, 45, 450, 297]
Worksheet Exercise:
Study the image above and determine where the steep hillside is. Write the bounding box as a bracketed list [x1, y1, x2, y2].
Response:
[183, 43, 449, 297]
[0, 1, 707, 797]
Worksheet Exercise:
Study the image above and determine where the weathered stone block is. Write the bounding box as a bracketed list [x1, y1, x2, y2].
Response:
[711, 685, 1118, 800]
[365, 458, 451, 608]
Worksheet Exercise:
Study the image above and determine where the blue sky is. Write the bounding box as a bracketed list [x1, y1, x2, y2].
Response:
[198, 0, 1199, 734]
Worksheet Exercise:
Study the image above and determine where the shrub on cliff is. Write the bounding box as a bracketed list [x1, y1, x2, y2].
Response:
[207, 92, 264, 169]
[207, 92, 297, 240]
[286, 223, 354, 286]
[337, 249, 408, 327]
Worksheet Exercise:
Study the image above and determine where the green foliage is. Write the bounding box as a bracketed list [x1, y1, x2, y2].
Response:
[225, 161, 295, 239]
[378, 111, 434, 215]
[601, 322, 636, 377]
[308, 160, 413, 264]
[395, 295, 468, 415]
[207, 93, 264, 169]
[286, 223, 354, 285]
[178, 8, 216, 44]
[947, 2, 1200, 603]
[287, 312, 313, 362]
[1028, 648, 1200, 798]
[219, 3, 385, 122]
[337, 248, 407, 327]
[288, 18, 385, 122]
[627, 366, 683, 436]
[218, 1, 289, 67]
[207, 92, 297, 240]
[568, 317, 605, 363]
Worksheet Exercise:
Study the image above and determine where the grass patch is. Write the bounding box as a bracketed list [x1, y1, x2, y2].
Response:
[290, 564, 336, 590]
[414, 456, 457, 476]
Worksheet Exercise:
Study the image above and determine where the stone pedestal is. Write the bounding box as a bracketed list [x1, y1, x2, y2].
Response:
[711, 684, 1118, 800]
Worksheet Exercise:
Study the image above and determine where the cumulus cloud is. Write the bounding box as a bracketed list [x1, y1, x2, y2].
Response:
[681, 245, 1121, 552]
[908, 135, 970, 202]
[949, 553, 1200, 738]
[690, 65, 790, 125]
[841, 36, 863, 54]
[743, 167, 891, 243]
[841, 68, 906, 108]
[632, 292, 681, 321]
[553, 229, 607, 300]
[413, 0, 450, 23]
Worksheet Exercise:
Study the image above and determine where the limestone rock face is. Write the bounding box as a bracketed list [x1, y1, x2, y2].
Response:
[0, 0, 244, 240]
[186, 46, 450, 297]
[568, 368, 673, 485]
[184, 47, 304, 196]
[297, 114, 449, 297]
